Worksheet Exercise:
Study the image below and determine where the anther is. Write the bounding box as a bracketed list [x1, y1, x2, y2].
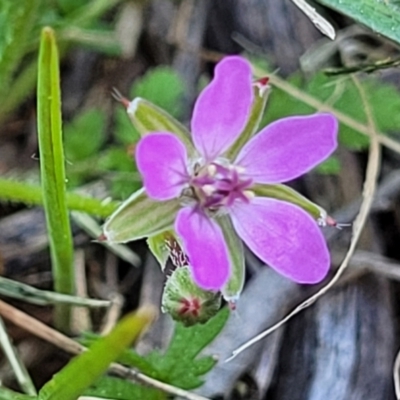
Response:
[203, 184, 215, 196]
[207, 164, 217, 176]
[243, 190, 255, 200]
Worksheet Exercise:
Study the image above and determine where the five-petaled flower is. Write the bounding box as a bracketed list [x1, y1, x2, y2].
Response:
[134, 56, 338, 291]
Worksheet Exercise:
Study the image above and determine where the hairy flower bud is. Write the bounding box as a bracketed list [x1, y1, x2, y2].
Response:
[162, 267, 221, 326]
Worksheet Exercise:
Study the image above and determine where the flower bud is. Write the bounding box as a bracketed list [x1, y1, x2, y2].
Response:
[161, 266, 221, 326]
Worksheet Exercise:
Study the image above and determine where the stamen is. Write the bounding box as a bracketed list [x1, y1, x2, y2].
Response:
[207, 164, 217, 176]
[202, 184, 215, 196]
[243, 190, 255, 200]
[231, 165, 244, 174]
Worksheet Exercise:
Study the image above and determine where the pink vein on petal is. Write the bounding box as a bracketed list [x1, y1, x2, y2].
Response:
[175, 206, 230, 290]
[235, 113, 338, 183]
[230, 197, 330, 283]
[136, 133, 189, 200]
[191, 56, 254, 160]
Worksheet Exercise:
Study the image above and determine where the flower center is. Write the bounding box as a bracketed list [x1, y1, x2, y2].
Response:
[189, 161, 254, 211]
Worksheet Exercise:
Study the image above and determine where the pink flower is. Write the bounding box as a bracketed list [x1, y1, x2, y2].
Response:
[136, 56, 338, 291]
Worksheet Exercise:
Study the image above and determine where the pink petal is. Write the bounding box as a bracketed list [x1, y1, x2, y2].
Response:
[230, 197, 330, 283]
[191, 56, 253, 160]
[175, 207, 230, 290]
[235, 113, 338, 183]
[136, 133, 188, 200]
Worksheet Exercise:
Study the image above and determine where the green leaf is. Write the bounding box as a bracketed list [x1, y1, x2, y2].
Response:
[37, 27, 75, 330]
[59, 27, 122, 56]
[0, 386, 36, 400]
[114, 107, 141, 145]
[316, 156, 341, 175]
[148, 307, 230, 389]
[80, 332, 159, 378]
[0, 276, 110, 307]
[0, 1, 39, 90]
[317, 0, 400, 45]
[57, 0, 86, 14]
[130, 67, 185, 118]
[261, 73, 314, 125]
[85, 376, 165, 400]
[103, 188, 180, 243]
[262, 71, 400, 151]
[38, 307, 155, 400]
[82, 308, 230, 391]
[99, 147, 135, 172]
[306, 74, 369, 150]
[64, 108, 106, 161]
[110, 177, 141, 200]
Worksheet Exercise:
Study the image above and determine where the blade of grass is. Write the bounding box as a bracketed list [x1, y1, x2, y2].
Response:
[0, 300, 209, 400]
[0, 317, 36, 395]
[0, 387, 35, 400]
[0, 178, 119, 217]
[0, 1, 39, 93]
[0, 276, 110, 307]
[38, 307, 156, 400]
[37, 27, 75, 331]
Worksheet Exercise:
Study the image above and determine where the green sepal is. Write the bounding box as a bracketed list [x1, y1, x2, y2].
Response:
[127, 97, 195, 154]
[226, 83, 271, 160]
[217, 215, 245, 302]
[147, 230, 174, 271]
[253, 184, 326, 220]
[103, 188, 180, 243]
[162, 266, 221, 326]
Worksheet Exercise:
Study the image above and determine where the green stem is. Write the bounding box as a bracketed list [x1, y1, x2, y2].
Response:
[0, 179, 119, 218]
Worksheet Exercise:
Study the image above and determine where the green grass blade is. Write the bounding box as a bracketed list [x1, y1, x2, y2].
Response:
[37, 27, 75, 331]
[0, 1, 39, 92]
[0, 317, 36, 395]
[38, 307, 156, 400]
[0, 178, 119, 217]
[0, 277, 110, 307]
[317, 0, 400, 45]
[0, 387, 35, 400]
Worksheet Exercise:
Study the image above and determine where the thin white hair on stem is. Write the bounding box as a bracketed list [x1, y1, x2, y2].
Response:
[290, 0, 336, 40]
[227, 75, 381, 362]
[111, 87, 124, 102]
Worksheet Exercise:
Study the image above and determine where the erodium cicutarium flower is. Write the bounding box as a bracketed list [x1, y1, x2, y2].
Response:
[136, 57, 337, 290]
[131, 56, 338, 291]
